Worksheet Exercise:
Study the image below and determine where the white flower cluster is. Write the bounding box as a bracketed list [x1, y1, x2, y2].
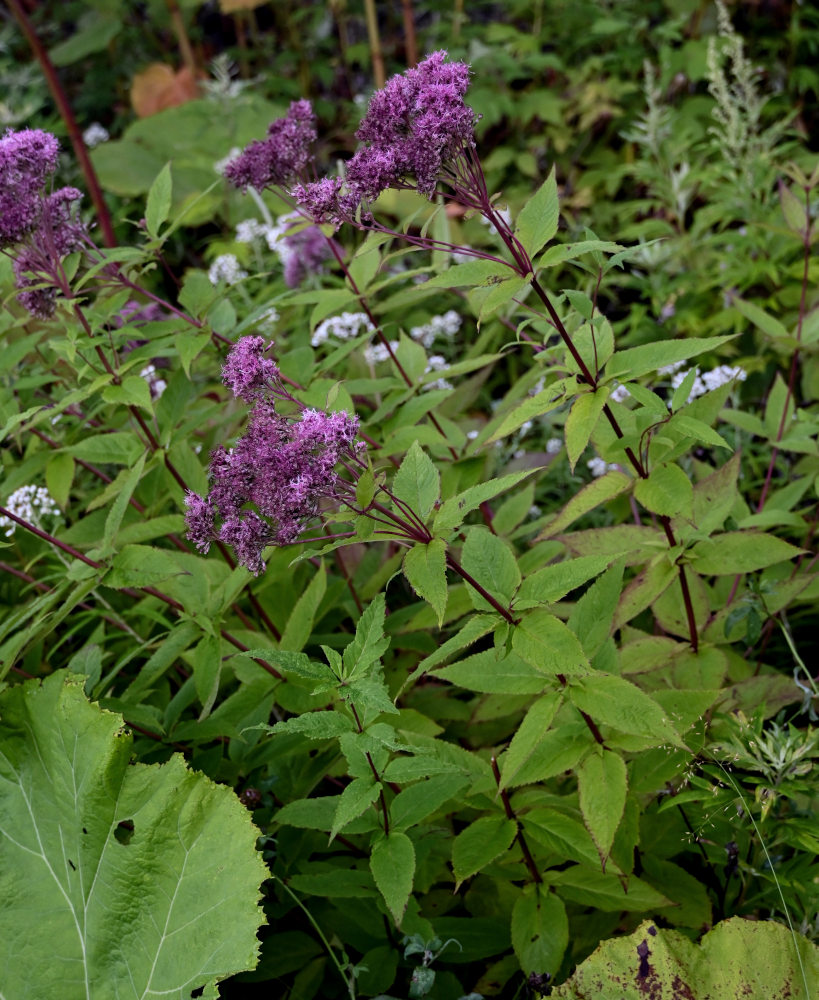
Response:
[140, 364, 167, 399]
[0, 485, 60, 537]
[546, 437, 563, 454]
[312, 312, 375, 348]
[82, 123, 109, 148]
[669, 364, 747, 404]
[423, 354, 453, 391]
[208, 254, 247, 286]
[364, 340, 399, 365]
[587, 457, 619, 478]
[235, 219, 270, 244]
[410, 310, 462, 348]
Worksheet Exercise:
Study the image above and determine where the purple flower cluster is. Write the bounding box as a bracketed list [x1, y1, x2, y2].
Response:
[224, 100, 316, 192]
[221, 335, 279, 401]
[0, 129, 87, 318]
[0, 129, 60, 247]
[294, 51, 476, 223]
[185, 337, 361, 573]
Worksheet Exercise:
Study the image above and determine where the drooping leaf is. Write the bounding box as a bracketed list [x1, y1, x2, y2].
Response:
[565, 388, 609, 472]
[689, 532, 804, 575]
[370, 831, 416, 925]
[569, 675, 685, 748]
[577, 750, 627, 870]
[452, 814, 518, 889]
[330, 777, 381, 842]
[0, 673, 266, 999]
[536, 471, 633, 539]
[511, 885, 568, 977]
[634, 463, 694, 519]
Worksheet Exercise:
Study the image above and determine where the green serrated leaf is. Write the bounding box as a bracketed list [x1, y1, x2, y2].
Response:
[569, 674, 685, 748]
[370, 831, 415, 925]
[392, 441, 440, 522]
[606, 336, 735, 381]
[634, 463, 693, 519]
[689, 531, 804, 575]
[512, 609, 589, 675]
[403, 539, 448, 627]
[577, 750, 627, 870]
[434, 470, 537, 535]
[461, 527, 521, 610]
[330, 777, 381, 842]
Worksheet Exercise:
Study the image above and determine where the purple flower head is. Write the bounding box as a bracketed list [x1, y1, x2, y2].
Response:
[292, 177, 346, 224]
[0, 129, 60, 247]
[348, 51, 476, 202]
[184, 398, 361, 573]
[224, 100, 316, 192]
[222, 336, 279, 401]
[115, 300, 169, 328]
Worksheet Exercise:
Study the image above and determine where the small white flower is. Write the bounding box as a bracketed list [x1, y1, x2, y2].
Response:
[610, 382, 630, 403]
[214, 147, 242, 176]
[529, 504, 542, 517]
[0, 485, 60, 536]
[82, 123, 109, 148]
[466, 429, 480, 440]
[513, 448, 526, 459]
[208, 254, 247, 286]
[312, 312, 374, 347]
[480, 207, 512, 235]
[587, 457, 619, 478]
[669, 364, 746, 405]
[519, 420, 534, 436]
[546, 437, 562, 454]
[423, 355, 453, 391]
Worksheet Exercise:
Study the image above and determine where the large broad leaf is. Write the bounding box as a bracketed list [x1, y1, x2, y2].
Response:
[553, 917, 818, 999]
[0, 673, 266, 999]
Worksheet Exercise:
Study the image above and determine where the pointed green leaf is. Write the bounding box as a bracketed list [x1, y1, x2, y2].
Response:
[500, 720, 594, 789]
[499, 691, 564, 787]
[634, 463, 693, 519]
[45, 452, 74, 509]
[568, 560, 625, 658]
[452, 815, 518, 888]
[461, 527, 521, 610]
[331, 777, 381, 842]
[392, 440, 440, 522]
[145, 162, 173, 237]
[343, 594, 389, 678]
[515, 165, 559, 258]
[689, 532, 804, 575]
[434, 470, 538, 535]
[577, 750, 627, 870]
[606, 336, 735, 381]
[569, 674, 685, 748]
[536, 471, 632, 539]
[370, 831, 415, 925]
[565, 388, 609, 472]
[516, 554, 613, 607]
[281, 561, 327, 652]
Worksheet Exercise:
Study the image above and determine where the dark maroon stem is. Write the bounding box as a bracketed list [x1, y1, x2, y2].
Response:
[490, 756, 542, 884]
[7, 0, 116, 248]
[445, 553, 518, 625]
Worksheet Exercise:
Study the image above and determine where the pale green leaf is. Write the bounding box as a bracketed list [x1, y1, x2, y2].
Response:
[0, 673, 265, 1000]
[145, 162, 173, 237]
[689, 532, 804, 575]
[606, 336, 735, 381]
[565, 388, 609, 472]
[634, 463, 693, 519]
[512, 609, 590, 675]
[461, 527, 521, 610]
[434, 470, 538, 535]
[569, 675, 685, 748]
[515, 165, 559, 257]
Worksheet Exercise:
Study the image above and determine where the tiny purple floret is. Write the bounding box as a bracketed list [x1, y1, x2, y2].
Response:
[222, 336, 279, 401]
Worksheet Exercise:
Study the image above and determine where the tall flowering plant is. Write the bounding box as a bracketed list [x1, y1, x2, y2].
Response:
[1, 28, 817, 1000]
